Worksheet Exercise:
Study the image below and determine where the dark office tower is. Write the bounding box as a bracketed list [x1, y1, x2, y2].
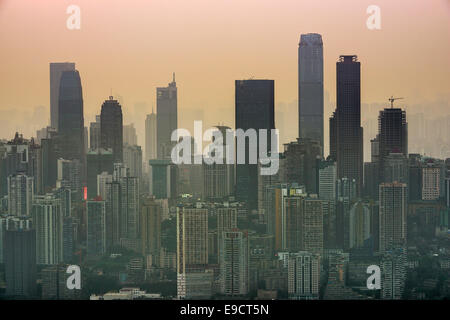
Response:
[235, 79, 275, 211]
[100, 96, 123, 163]
[335, 55, 363, 195]
[378, 108, 408, 183]
[50, 62, 75, 130]
[4, 221, 37, 298]
[298, 33, 324, 152]
[57, 70, 85, 162]
[378, 108, 407, 158]
[157, 74, 177, 159]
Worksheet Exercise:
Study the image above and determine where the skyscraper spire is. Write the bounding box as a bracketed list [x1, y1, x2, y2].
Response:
[173, 72, 176, 83]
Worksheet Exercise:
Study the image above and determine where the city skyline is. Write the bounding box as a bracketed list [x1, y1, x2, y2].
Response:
[0, 1, 448, 160]
[0, 0, 449, 304]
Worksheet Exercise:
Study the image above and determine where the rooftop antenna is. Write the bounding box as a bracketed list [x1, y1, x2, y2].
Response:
[173, 72, 175, 83]
[388, 96, 404, 108]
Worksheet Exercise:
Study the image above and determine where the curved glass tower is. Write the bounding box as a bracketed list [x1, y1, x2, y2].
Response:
[57, 70, 85, 164]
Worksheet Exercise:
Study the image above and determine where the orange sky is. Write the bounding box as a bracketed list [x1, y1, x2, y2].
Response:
[0, 0, 449, 151]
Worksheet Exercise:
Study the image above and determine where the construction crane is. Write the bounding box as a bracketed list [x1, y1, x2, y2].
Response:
[388, 96, 404, 108]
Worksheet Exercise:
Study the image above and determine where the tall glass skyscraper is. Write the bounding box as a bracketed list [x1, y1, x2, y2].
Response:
[334, 55, 363, 195]
[157, 74, 177, 159]
[50, 62, 75, 131]
[235, 79, 275, 211]
[57, 70, 85, 167]
[298, 33, 324, 153]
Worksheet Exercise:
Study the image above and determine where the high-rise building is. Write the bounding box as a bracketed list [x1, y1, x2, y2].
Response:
[349, 200, 371, 249]
[334, 55, 363, 195]
[203, 125, 235, 200]
[32, 193, 64, 265]
[220, 230, 249, 296]
[381, 247, 407, 300]
[287, 252, 320, 300]
[97, 171, 112, 201]
[378, 108, 408, 160]
[123, 144, 142, 180]
[57, 70, 85, 166]
[56, 158, 81, 201]
[100, 96, 123, 163]
[140, 196, 162, 264]
[149, 159, 172, 199]
[383, 153, 408, 184]
[298, 33, 323, 152]
[235, 79, 275, 210]
[284, 138, 322, 194]
[123, 123, 138, 146]
[37, 131, 58, 194]
[145, 111, 157, 168]
[0, 133, 35, 197]
[3, 218, 36, 298]
[318, 159, 337, 200]
[49, 62, 75, 130]
[280, 193, 323, 254]
[217, 207, 238, 263]
[422, 166, 441, 201]
[157, 74, 177, 159]
[177, 206, 208, 273]
[7, 173, 33, 217]
[379, 182, 407, 253]
[89, 115, 101, 150]
[176, 205, 209, 299]
[86, 148, 114, 199]
[86, 199, 106, 257]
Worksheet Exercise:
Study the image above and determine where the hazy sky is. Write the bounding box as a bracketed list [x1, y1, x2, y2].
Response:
[0, 0, 449, 154]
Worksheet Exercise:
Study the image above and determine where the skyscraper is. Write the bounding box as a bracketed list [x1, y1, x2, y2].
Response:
[123, 144, 142, 180]
[86, 148, 114, 199]
[284, 138, 322, 194]
[235, 79, 275, 210]
[203, 125, 235, 199]
[298, 33, 323, 152]
[56, 158, 81, 201]
[3, 218, 36, 298]
[378, 107, 408, 183]
[57, 70, 85, 165]
[145, 111, 157, 167]
[32, 193, 64, 265]
[140, 196, 162, 265]
[123, 123, 138, 146]
[287, 252, 320, 300]
[157, 74, 177, 159]
[86, 199, 106, 257]
[7, 173, 34, 217]
[100, 96, 123, 163]
[176, 205, 209, 299]
[379, 182, 407, 253]
[220, 230, 249, 296]
[50, 62, 75, 130]
[334, 55, 363, 195]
